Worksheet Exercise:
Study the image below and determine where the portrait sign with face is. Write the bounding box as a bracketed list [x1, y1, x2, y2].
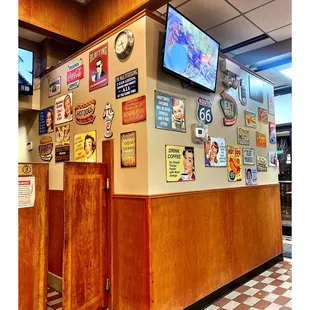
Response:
[55, 92, 73, 125]
[155, 90, 186, 132]
[89, 43, 108, 92]
[55, 124, 70, 163]
[245, 168, 257, 185]
[227, 145, 242, 182]
[39, 106, 54, 135]
[74, 131, 97, 163]
[120, 131, 136, 168]
[205, 136, 226, 167]
[165, 145, 195, 182]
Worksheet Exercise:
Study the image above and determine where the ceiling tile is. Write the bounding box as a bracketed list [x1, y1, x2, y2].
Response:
[226, 0, 272, 13]
[177, 0, 240, 30]
[157, 0, 188, 14]
[231, 38, 274, 55]
[207, 16, 263, 49]
[245, 0, 291, 32]
[268, 25, 292, 42]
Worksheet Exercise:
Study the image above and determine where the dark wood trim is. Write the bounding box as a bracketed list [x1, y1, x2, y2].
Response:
[183, 254, 284, 310]
[112, 184, 280, 199]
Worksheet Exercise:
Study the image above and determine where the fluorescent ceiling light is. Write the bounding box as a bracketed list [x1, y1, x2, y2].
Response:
[280, 68, 292, 80]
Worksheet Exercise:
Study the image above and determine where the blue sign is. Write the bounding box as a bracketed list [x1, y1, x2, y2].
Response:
[39, 106, 54, 135]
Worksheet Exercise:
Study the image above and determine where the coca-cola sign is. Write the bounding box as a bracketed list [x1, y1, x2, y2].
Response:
[67, 58, 84, 90]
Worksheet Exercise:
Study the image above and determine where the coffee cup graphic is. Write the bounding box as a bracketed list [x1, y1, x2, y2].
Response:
[181, 173, 188, 181]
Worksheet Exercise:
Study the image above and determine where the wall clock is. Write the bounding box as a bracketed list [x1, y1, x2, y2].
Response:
[114, 29, 135, 60]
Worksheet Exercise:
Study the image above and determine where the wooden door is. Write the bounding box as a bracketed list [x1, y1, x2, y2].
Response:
[18, 163, 48, 310]
[63, 162, 107, 310]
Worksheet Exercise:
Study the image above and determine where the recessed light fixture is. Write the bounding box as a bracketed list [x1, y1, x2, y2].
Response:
[280, 68, 292, 80]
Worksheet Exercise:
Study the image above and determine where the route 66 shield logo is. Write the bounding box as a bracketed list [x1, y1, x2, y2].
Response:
[196, 97, 213, 125]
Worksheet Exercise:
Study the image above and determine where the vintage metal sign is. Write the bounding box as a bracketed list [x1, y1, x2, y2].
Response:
[122, 95, 146, 125]
[115, 68, 138, 99]
[268, 93, 275, 115]
[258, 107, 268, 123]
[75, 99, 96, 125]
[48, 76, 61, 97]
[121, 131, 136, 168]
[245, 110, 256, 128]
[269, 121, 276, 144]
[256, 131, 267, 148]
[38, 136, 53, 162]
[257, 156, 268, 172]
[196, 97, 213, 125]
[220, 91, 238, 126]
[237, 127, 250, 145]
[245, 168, 257, 185]
[55, 124, 70, 162]
[103, 102, 115, 138]
[227, 145, 242, 182]
[243, 148, 255, 165]
[67, 59, 84, 90]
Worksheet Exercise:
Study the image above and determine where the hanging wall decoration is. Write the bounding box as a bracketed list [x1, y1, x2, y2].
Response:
[249, 75, 264, 103]
[122, 95, 146, 125]
[89, 43, 108, 92]
[268, 152, 278, 167]
[267, 93, 275, 115]
[243, 148, 255, 165]
[165, 145, 195, 182]
[48, 76, 61, 98]
[256, 131, 267, 148]
[55, 124, 70, 162]
[39, 106, 54, 135]
[227, 145, 242, 182]
[245, 110, 257, 128]
[258, 107, 268, 123]
[75, 99, 96, 125]
[257, 156, 268, 172]
[220, 90, 238, 126]
[38, 136, 53, 162]
[74, 131, 97, 162]
[55, 92, 73, 125]
[115, 68, 138, 99]
[120, 131, 136, 168]
[155, 90, 186, 132]
[67, 58, 84, 90]
[238, 78, 247, 106]
[196, 97, 213, 125]
[237, 127, 250, 145]
[102, 102, 114, 138]
[269, 121, 276, 144]
[245, 168, 257, 185]
[205, 136, 226, 167]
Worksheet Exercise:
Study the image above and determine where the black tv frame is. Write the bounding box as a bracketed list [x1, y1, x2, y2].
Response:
[18, 47, 34, 96]
[162, 4, 221, 93]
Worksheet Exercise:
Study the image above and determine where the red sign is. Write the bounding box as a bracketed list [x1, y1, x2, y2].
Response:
[89, 43, 108, 92]
[67, 64, 84, 84]
[122, 95, 146, 125]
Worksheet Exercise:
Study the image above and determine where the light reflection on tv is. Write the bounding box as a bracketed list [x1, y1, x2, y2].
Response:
[18, 48, 33, 94]
[163, 5, 220, 92]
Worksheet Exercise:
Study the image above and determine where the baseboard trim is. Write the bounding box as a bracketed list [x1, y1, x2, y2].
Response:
[48, 272, 62, 293]
[184, 253, 283, 310]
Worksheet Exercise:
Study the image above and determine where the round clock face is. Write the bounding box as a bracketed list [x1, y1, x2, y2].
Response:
[115, 30, 134, 60]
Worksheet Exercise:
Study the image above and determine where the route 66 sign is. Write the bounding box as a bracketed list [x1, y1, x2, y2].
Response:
[196, 97, 213, 125]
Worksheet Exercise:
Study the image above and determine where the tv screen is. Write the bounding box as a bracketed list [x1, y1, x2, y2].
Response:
[163, 5, 220, 93]
[18, 47, 34, 95]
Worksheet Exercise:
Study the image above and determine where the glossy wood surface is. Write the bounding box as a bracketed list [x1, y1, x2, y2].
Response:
[112, 196, 150, 310]
[48, 190, 64, 277]
[18, 163, 48, 310]
[63, 162, 107, 309]
[18, 0, 85, 42]
[149, 184, 282, 309]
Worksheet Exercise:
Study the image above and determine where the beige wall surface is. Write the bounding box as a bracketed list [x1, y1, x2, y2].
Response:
[21, 17, 148, 193]
[146, 17, 277, 195]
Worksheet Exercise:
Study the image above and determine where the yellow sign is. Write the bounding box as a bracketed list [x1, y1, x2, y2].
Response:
[227, 145, 242, 182]
[74, 130, 97, 162]
[121, 131, 136, 167]
[165, 145, 195, 182]
[18, 164, 33, 176]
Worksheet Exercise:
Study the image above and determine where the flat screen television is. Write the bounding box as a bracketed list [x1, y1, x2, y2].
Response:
[18, 47, 34, 95]
[162, 4, 220, 93]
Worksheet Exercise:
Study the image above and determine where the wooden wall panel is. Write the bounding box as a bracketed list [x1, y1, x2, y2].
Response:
[19, 163, 48, 310]
[48, 190, 64, 277]
[149, 184, 282, 310]
[19, 0, 85, 42]
[112, 196, 150, 310]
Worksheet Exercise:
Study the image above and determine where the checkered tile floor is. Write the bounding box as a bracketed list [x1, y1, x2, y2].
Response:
[47, 287, 62, 310]
[204, 261, 292, 310]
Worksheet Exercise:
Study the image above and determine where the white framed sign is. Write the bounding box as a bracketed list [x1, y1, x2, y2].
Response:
[243, 148, 255, 165]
